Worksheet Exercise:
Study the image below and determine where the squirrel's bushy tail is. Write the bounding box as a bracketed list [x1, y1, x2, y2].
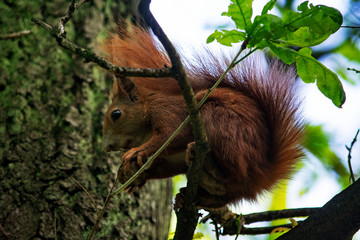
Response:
[185, 52, 304, 199]
[251, 61, 303, 185]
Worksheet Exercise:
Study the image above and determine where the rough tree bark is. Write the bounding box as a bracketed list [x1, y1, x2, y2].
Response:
[0, 1, 172, 239]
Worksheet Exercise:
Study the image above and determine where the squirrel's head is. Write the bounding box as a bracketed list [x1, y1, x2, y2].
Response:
[102, 77, 151, 152]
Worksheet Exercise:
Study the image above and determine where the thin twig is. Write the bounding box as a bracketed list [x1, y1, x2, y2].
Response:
[222, 207, 320, 236]
[243, 207, 319, 224]
[341, 26, 360, 29]
[214, 221, 220, 240]
[70, 177, 100, 217]
[54, 213, 58, 240]
[239, 223, 298, 235]
[111, 116, 190, 196]
[59, 0, 90, 36]
[75, 0, 89, 9]
[0, 224, 12, 240]
[347, 68, 360, 74]
[346, 129, 359, 184]
[58, 0, 76, 36]
[31, 17, 172, 78]
[0, 30, 32, 40]
[87, 183, 117, 240]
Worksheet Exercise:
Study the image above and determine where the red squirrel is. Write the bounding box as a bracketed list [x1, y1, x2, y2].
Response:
[102, 26, 303, 209]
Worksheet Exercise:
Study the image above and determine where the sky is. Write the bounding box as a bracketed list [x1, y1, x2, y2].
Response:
[150, 0, 360, 239]
[150, 0, 350, 44]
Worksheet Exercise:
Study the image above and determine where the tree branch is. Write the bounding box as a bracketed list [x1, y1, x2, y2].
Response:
[0, 30, 32, 40]
[221, 178, 360, 239]
[346, 129, 359, 183]
[347, 68, 360, 74]
[277, 178, 360, 240]
[87, 184, 116, 240]
[30, 17, 172, 78]
[70, 177, 99, 218]
[221, 208, 320, 235]
[0, 224, 12, 240]
[235, 222, 301, 235]
[241, 208, 320, 224]
[58, 0, 90, 36]
[341, 26, 360, 29]
[138, 1, 210, 240]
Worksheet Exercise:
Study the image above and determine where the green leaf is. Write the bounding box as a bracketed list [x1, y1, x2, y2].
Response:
[282, 2, 343, 47]
[296, 48, 345, 107]
[222, 0, 253, 30]
[297, 1, 310, 11]
[268, 42, 297, 64]
[210, 0, 343, 49]
[207, 29, 246, 46]
[206, 30, 223, 44]
[261, 0, 277, 15]
[207, 0, 345, 107]
[268, 44, 346, 107]
[247, 14, 283, 47]
[283, 26, 329, 47]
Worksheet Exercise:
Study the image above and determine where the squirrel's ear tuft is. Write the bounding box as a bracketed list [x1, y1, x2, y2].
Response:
[115, 77, 138, 102]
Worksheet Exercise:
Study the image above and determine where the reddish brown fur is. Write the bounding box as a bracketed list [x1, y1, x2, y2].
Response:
[102, 26, 303, 208]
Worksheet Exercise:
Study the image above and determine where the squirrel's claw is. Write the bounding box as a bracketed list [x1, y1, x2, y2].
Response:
[118, 149, 148, 192]
[122, 146, 149, 170]
[173, 187, 187, 210]
[122, 149, 135, 170]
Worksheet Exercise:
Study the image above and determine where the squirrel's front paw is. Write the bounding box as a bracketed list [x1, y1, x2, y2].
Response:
[173, 187, 187, 210]
[122, 146, 149, 170]
[117, 160, 147, 193]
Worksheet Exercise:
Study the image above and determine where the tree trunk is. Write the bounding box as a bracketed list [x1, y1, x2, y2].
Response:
[0, 1, 172, 239]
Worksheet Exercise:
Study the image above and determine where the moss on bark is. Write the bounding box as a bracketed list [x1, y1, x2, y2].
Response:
[0, 1, 172, 239]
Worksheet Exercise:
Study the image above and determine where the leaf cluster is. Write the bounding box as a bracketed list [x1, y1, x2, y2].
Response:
[207, 0, 346, 108]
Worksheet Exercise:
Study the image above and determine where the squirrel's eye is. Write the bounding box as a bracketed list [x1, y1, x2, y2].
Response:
[111, 110, 121, 121]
